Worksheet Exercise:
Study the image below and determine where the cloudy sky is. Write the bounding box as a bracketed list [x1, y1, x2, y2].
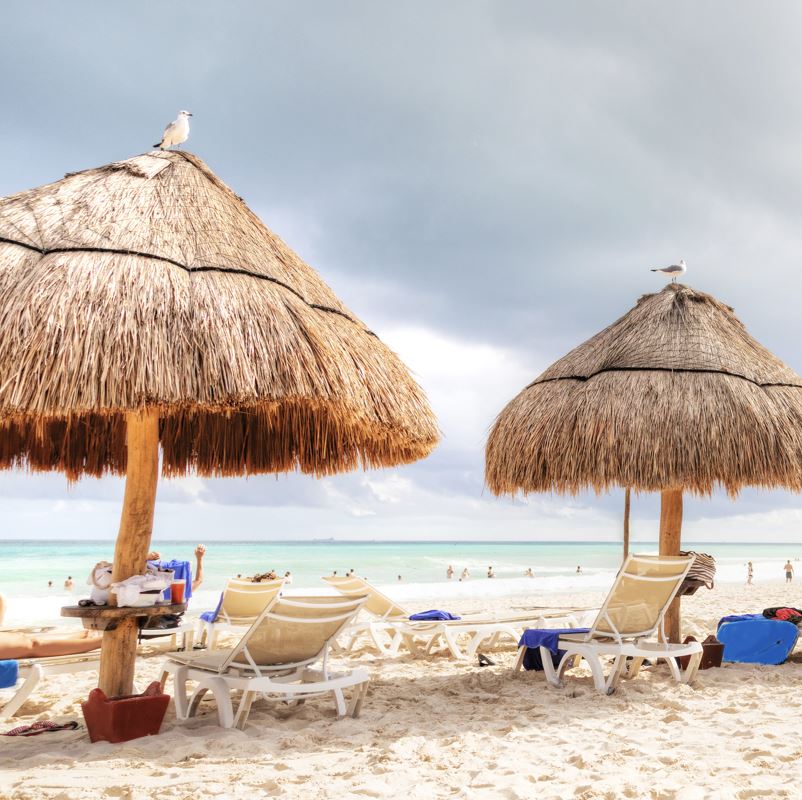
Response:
[3, 2, 802, 543]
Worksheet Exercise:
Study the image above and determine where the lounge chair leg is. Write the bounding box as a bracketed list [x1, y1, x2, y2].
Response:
[349, 681, 369, 718]
[234, 690, 257, 730]
[333, 687, 346, 719]
[1, 664, 42, 719]
[676, 651, 702, 684]
[191, 677, 234, 728]
[514, 646, 526, 672]
[606, 655, 627, 693]
[585, 652, 611, 694]
[626, 657, 645, 679]
[443, 628, 466, 660]
[173, 666, 191, 720]
[159, 669, 170, 692]
[540, 647, 563, 688]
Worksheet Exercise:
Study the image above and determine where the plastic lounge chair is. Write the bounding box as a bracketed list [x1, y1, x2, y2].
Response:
[161, 594, 369, 730]
[514, 554, 703, 694]
[1, 653, 100, 719]
[198, 577, 285, 649]
[323, 575, 589, 660]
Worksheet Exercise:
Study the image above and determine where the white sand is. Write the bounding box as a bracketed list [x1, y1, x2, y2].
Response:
[2, 581, 801, 799]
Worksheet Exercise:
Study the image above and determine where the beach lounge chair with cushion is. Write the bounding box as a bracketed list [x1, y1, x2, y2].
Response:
[161, 594, 369, 730]
[323, 575, 590, 660]
[197, 577, 285, 649]
[0, 653, 99, 719]
[515, 553, 703, 694]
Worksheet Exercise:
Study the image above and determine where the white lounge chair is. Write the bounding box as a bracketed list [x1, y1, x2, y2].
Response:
[323, 575, 590, 660]
[161, 594, 369, 729]
[1, 653, 99, 719]
[197, 577, 285, 648]
[515, 553, 703, 694]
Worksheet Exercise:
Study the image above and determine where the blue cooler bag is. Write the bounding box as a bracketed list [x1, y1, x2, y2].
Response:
[717, 617, 799, 665]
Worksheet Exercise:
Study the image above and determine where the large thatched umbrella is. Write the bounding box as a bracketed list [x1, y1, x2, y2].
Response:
[0, 150, 438, 694]
[486, 283, 802, 641]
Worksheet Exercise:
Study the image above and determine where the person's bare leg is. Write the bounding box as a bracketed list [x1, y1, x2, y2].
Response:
[0, 630, 101, 659]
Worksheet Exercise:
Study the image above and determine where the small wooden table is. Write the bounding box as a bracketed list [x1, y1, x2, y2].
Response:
[61, 603, 187, 632]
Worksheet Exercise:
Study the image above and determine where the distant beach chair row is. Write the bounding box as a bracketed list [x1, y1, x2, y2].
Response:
[1, 555, 703, 726]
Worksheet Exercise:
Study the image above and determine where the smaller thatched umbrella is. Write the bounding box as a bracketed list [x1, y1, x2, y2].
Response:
[0, 151, 438, 694]
[486, 284, 802, 640]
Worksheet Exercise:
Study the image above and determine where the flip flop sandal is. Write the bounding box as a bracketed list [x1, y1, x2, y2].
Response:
[3, 720, 79, 737]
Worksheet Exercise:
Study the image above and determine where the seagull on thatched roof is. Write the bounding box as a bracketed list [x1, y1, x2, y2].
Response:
[651, 259, 686, 282]
[154, 110, 193, 150]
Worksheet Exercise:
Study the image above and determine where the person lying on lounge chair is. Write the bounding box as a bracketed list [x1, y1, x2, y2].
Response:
[0, 629, 101, 659]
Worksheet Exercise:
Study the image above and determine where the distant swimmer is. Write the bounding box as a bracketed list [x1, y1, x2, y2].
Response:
[650, 259, 686, 283]
[154, 110, 192, 150]
[47, 580, 53, 589]
[576, 566, 582, 575]
[487, 566, 495, 578]
[460, 568, 470, 582]
[64, 576, 74, 591]
[284, 571, 293, 584]
[397, 574, 402, 581]
[447, 565, 454, 580]
[524, 568, 534, 578]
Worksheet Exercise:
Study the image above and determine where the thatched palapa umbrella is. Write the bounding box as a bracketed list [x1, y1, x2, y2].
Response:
[0, 150, 438, 694]
[486, 284, 802, 641]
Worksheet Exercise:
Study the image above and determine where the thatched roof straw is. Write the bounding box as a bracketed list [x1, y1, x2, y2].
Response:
[486, 284, 802, 497]
[0, 151, 438, 479]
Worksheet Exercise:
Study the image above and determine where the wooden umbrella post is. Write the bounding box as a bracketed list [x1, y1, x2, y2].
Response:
[98, 410, 160, 696]
[658, 488, 683, 643]
[623, 488, 631, 559]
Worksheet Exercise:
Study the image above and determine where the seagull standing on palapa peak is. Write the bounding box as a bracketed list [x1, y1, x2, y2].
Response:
[154, 110, 193, 150]
[651, 259, 686, 282]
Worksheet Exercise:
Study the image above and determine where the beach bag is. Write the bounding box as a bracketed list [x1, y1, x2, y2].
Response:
[676, 635, 724, 670]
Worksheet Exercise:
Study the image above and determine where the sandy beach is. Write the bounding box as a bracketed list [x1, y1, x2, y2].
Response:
[2, 580, 801, 800]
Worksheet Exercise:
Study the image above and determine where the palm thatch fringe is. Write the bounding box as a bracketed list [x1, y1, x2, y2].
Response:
[486, 284, 802, 497]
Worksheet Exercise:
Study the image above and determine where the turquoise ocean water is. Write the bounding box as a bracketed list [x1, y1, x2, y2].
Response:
[1, 539, 800, 627]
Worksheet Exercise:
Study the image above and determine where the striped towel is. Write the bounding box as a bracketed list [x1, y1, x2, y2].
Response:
[679, 551, 716, 596]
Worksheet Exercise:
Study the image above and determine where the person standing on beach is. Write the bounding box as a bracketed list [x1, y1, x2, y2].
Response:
[784, 560, 794, 583]
[447, 565, 454, 580]
[576, 566, 582, 575]
[460, 567, 470, 581]
[746, 562, 753, 585]
[487, 566, 495, 578]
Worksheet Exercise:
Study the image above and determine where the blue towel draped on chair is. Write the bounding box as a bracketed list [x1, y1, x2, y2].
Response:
[518, 628, 591, 671]
[408, 610, 461, 621]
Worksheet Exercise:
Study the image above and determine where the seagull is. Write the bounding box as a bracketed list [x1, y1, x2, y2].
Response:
[153, 110, 193, 150]
[651, 259, 686, 283]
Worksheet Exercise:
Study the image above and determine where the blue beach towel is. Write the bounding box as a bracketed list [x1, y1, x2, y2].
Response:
[518, 628, 591, 672]
[0, 660, 18, 689]
[717, 613, 763, 626]
[408, 610, 461, 621]
[200, 593, 225, 624]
